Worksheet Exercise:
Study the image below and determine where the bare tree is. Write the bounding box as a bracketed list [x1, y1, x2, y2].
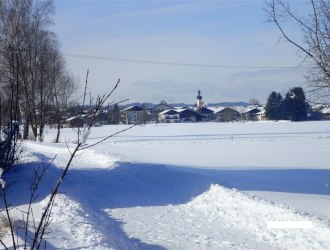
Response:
[249, 98, 261, 106]
[0, 0, 56, 140]
[265, 0, 330, 101]
[29, 30, 79, 142]
[1, 71, 135, 249]
[53, 72, 78, 142]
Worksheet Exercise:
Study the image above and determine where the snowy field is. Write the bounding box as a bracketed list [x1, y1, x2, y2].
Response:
[2, 121, 330, 249]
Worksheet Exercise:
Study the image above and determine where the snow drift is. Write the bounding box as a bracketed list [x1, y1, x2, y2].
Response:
[1, 121, 330, 249]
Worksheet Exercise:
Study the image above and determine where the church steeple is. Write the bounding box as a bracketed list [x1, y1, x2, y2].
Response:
[196, 90, 204, 109]
[197, 90, 202, 100]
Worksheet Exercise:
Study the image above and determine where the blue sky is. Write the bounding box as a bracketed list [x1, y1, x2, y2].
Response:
[52, 0, 307, 104]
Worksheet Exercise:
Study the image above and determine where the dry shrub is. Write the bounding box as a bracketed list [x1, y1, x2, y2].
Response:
[0, 214, 11, 240]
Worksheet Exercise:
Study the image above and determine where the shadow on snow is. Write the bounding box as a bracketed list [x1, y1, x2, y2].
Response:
[2, 154, 330, 248]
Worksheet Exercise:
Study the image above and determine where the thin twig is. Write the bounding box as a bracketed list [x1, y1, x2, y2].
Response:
[30, 143, 80, 250]
[0, 239, 8, 250]
[1, 188, 16, 249]
[79, 124, 137, 150]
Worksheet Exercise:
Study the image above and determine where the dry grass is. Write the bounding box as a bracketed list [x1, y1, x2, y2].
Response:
[0, 214, 11, 240]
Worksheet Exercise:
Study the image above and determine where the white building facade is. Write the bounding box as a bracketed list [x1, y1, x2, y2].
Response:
[159, 110, 180, 123]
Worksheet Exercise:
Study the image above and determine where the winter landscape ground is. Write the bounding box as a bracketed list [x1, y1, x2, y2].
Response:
[2, 120, 330, 249]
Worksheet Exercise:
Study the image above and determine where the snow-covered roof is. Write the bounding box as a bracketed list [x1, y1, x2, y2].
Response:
[173, 106, 189, 110]
[150, 103, 174, 111]
[256, 110, 266, 115]
[208, 106, 249, 113]
[321, 107, 330, 114]
[123, 106, 144, 112]
[240, 105, 265, 114]
[197, 107, 214, 114]
[208, 107, 226, 113]
[66, 116, 77, 121]
[66, 115, 87, 121]
[159, 109, 180, 115]
[175, 107, 194, 113]
[213, 107, 241, 114]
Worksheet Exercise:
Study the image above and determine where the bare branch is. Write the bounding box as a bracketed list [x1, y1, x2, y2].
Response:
[30, 142, 80, 249]
[265, 0, 330, 101]
[79, 124, 137, 150]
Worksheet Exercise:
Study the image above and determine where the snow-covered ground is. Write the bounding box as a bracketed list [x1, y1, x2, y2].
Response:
[2, 121, 330, 249]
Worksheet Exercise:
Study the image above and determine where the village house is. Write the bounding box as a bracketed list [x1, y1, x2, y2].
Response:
[159, 109, 180, 123]
[321, 106, 330, 120]
[150, 102, 175, 113]
[241, 106, 262, 121]
[196, 107, 214, 121]
[66, 115, 85, 128]
[149, 102, 174, 122]
[175, 108, 206, 122]
[86, 110, 106, 126]
[214, 107, 240, 122]
[256, 109, 267, 121]
[122, 106, 145, 124]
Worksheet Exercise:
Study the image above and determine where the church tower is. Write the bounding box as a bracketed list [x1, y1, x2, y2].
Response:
[196, 90, 204, 109]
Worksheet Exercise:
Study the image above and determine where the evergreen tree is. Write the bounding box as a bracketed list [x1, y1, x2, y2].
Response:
[281, 87, 309, 121]
[265, 91, 283, 120]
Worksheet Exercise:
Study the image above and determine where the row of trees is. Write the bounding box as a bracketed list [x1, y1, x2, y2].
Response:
[0, 0, 77, 142]
[0, 1, 81, 248]
[0, 1, 127, 246]
[265, 87, 310, 121]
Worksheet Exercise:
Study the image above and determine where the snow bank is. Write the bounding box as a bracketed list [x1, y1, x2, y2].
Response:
[189, 184, 330, 249]
[110, 184, 330, 250]
[23, 141, 119, 169]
